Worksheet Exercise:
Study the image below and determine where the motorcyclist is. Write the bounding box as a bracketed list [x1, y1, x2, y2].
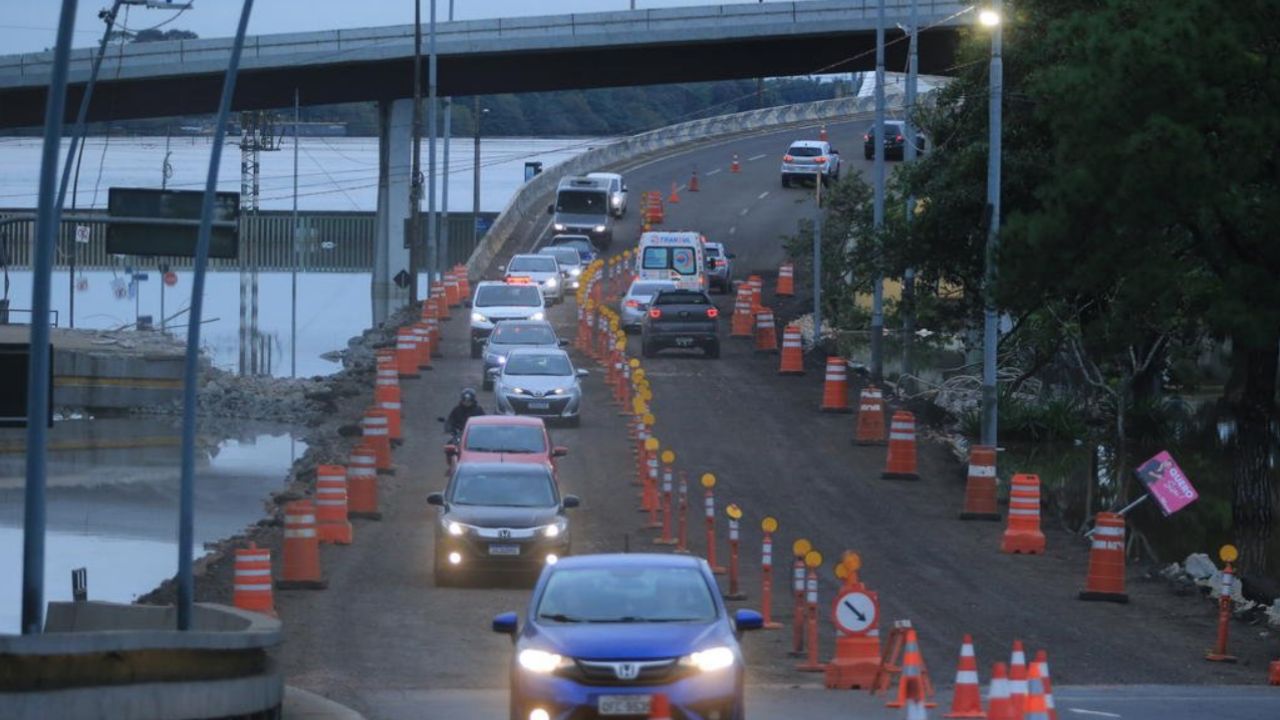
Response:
[444, 387, 485, 440]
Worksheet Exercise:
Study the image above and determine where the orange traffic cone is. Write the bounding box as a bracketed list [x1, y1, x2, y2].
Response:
[1270, 660, 1280, 685]
[427, 316, 442, 356]
[944, 635, 984, 718]
[754, 310, 778, 353]
[412, 322, 434, 370]
[1008, 640, 1029, 716]
[362, 407, 394, 475]
[887, 628, 934, 708]
[820, 357, 852, 413]
[986, 662, 1016, 720]
[277, 500, 326, 589]
[747, 275, 764, 312]
[882, 410, 920, 480]
[778, 324, 805, 375]
[232, 543, 276, 616]
[1033, 650, 1058, 720]
[1078, 511, 1128, 602]
[960, 445, 1001, 520]
[649, 693, 673, 720]
[395, 328, 420, 379]
[315, 464, 353, 545]
[1001, 475, 1045, 554]
[819, 123, 829, 141]
[776, 262, 795, 296]
[731, 153, 741, 173]
[347, 444, 381, 520]
[905, 676, 929, 720]
[668, 181, 681, 204]
[689, 169, 700, 192]
[1025, 662, 1050, 720]
[854, 385, 886, 445]
[731, 287, 754, 338]
[375, 384, 403, 444]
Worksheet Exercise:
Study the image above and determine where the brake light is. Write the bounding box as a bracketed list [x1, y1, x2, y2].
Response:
[648, 308, 662, 319]
[783, 154, 794, 163]
[896, 135, 904, 142]
[713, 259, 725, 268]
[815, 156, 827, 164]
[505, 276, 533, 285]
[706, 307, 719, 319]
[625, 299, 640, 308]
[863, 134, 870, 141]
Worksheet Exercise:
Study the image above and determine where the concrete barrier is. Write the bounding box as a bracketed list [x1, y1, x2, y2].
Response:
[0, 601, 282, 720]
[465, 91, 910, 277]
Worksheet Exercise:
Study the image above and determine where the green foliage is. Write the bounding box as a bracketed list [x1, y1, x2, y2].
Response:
[960, 394, 1089, 443]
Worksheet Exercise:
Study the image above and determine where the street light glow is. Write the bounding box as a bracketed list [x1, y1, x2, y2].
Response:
[978, 9, 1001, 27]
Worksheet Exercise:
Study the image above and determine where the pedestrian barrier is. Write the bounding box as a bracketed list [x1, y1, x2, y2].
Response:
[1032, 650, 1058, 720]
[776, 262, 795, 296]
[886, 628, 934, 708]
[754, 310, 778, 353]
[986, 662, 1015, 720]
[1025, 663, 1051, 720]
[315, 465, 353, 545]
[668, 181, 681, 204]
[778, 324, 806, 374]
[362, 408, 394, 474]
[654, 451, 678, 545]
[347, 444, 381, 520]
[278, 500, 326, 589]
[1001, 475, 1045, 554]
[1205, 545, 1237, 661]
[789, 540, 810, 657]
[724, 504, 746, 600]
[1078, 511, 1128, 602]
[648, 693, 672, 720]
[943, 635, 984, 718]
[1008, 640, 1029, 716]
[232, 543, 275, 617]
[395, 328, 420, 379]
[823, 552, 881, 689]
[960, 445, 1000, 520]
[375, 385, 402, 444]
[731, 287, 755, 338]
[760, 516, 782, 628]
[820, 357, 852, 413]
[854, 385, 887, 445]
[795, 550, 825, 672]
[689, 169, 700, 192]
[731, 153, 741, 173]
[702, 473, 726, 574]
[881, 411, 919, 479]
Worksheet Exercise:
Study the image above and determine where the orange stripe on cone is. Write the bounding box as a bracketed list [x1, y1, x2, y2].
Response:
[1024, 662, 1051, 720]
[776, 262, 794, 296]
[362, 408, 395, 475]
[278, 500, 326, 589]
[944, 634, 985, 718]
[986, 662, 1016, 720]
[960, 445, 1001, 520]
[747, 275, 764, 312]
[347, 444, 382, 520]
[375, 385, 402, 442]
[853, 385, 886, 445]
[1033, 650, 1058, 720]
[1078, 512, 1128, 602]
[754, 310, 778, 353]
[731, 287, 754, 338]
[1008, 640, 1029, 716]
[395, 329, 420, 379]
[315, 464, 353, 545]
[778, 324, 806, 374]
[881, 410, 919, 480]
[233, 543, 276, 617]
[887, 628, 934, 708]
[820, 357, 852, 413]
[1001, 475, 1045, 554]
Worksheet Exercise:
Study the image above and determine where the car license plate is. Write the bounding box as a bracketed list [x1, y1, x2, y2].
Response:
[598, 695, 651, 716]
[488, 544, 520, 556]
[675, 337, 694, 347]
[527, 401, 550, 410]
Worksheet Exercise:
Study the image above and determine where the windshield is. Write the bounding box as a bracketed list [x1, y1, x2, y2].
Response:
[641, 246, 698, 275]
[451, 468, 555, 507]
[556, 189, 608, 215]
[464, 425, 546, 454]
[789, 145, 822, 157]
[475, 285, 542, 308]
[552, 238, 593, 255]
[654, 291, 711, 306]
[540, 248, 581, 266]
[509, 256, 559, 273]
[536, 567, 717, 623]
[630, 282, 676, 297]
[505, 353, 573, 376]
[704, 246, 722, 258]
[491, 324, 557, 346]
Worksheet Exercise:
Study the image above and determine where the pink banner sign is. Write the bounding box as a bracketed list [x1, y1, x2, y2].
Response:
[1135, 451, 1199, 517]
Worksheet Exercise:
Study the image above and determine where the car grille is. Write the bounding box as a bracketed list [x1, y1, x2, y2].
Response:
[562, 658, 684, 686]
[508, 396, 571, 415]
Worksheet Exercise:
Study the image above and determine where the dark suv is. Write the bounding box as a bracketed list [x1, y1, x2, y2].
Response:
[641, 289, 721, 359]
[863, 120, 927, 160]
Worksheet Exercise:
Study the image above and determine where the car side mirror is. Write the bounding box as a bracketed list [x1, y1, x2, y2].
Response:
[559, 339, 569, 347]
[562, 495, 581, 509]
[499, 264, 507, 272]
[427, 492, 445, 507]
[622, 185, 628, 192]
[492, 611, 518, 637]
[830, 148, 840, 154]
[734, 609, 764, 633]
[444, 444, 459, 457]
[576, 369, 589, 378]
[547, 204, 554, 215]
[436, 416, 446, 423]
[552, 446, 569, 458]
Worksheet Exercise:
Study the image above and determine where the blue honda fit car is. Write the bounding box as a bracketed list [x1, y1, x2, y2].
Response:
[492, 553, 763, 720]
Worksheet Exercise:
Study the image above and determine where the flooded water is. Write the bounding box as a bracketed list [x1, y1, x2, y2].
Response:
[0, 418, 303, 633]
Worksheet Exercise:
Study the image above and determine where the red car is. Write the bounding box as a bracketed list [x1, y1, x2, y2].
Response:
[445, 415, 567, 472]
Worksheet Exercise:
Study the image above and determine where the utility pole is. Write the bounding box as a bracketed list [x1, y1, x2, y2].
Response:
[812, 174, 823, 349]
[870, 0, 886, 384]
[426, 0, 439, 289]
[409, 0, 424, 306]
[291, 88, 299, 378]
[472, 100, 485, 249]
[439, 0, 453, 272]
[901, 0, 919, 394]
[980, 2, 1004, 447]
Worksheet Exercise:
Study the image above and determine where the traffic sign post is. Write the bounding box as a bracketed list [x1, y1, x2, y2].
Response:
[676, 470, 690, 554]
[642, 438, 660, 527]
[824, 551, 884, 689]
[1206, 544, 1239, 663]
[796, 550, 826, 672]
[789, 538, 811, 657]
[654, 451, 677, 545]
[724, 504, 746, 600]
[701, 474, 726, 574]
[759, 517, 783, 629]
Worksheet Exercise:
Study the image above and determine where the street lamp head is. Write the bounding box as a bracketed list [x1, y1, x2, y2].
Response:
[978, 8, 1001, 27]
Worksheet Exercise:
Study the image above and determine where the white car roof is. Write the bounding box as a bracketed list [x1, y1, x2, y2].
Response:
[789, 140, 828, 149]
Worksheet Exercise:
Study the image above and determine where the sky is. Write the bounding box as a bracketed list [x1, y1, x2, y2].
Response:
[0, 0, 770, 55]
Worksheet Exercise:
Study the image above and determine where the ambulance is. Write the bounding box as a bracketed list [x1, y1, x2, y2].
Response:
[634, 231, 708, 291]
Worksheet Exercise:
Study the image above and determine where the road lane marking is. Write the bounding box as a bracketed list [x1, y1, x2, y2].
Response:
[739, 208, 750, 216]
[729, 227, 736, 235]
[1067, 710, 1122, 718]
[746, 153, 767, 161]
[706, 168, 722, 176]
[757, 191, 770, 200]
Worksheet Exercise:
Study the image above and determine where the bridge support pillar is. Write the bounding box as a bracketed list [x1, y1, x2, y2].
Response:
[372, 98, 414, 326]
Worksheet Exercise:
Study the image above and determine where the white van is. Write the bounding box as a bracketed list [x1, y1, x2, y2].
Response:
[635, 231, 707, 291]
[586, 172, 628, 218]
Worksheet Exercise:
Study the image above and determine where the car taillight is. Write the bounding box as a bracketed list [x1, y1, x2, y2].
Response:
[783, 154, 794, 163]
[648, 308, 662, 319]
[625, 299, 640, 308]
[706, 307, 719, 319]
[896, 135, 904, 142]
[863, 134, 870, 141]
[714, 259, 725, 268]
[815, 156, 827, 164]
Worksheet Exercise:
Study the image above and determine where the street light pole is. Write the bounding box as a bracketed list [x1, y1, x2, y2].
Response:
[980, 2, 1003, 447]
[409, 0, 423, 305]
[472, 101, 486, 249]
[426, 0, 439, 287]
[439, 0, 454, 272]
[902, 0, 919, 394]
[870, 0, 886, 384]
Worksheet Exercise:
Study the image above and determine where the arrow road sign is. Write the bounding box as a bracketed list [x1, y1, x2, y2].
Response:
[393, 269, 411, 289]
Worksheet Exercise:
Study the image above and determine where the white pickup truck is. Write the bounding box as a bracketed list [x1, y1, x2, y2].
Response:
[780, 140, 841, 187]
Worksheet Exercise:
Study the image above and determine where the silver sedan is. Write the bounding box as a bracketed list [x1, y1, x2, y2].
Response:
[620, 279, 677, 332]
[481, 320, 565, 390]
[493, 348, 588, 427]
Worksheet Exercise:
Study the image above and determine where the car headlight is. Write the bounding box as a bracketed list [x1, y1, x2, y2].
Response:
[553, 223, 566, 232]
[518, 649, 570, 674]
[495, 355, 507, 365]
[531, 311, 545, 321]
[545, 277, 558, 288]
[679, 646, 735, 673]
[593, 225, 606, 233]
[569, 267, 581, 277]
[512, 387, 529, 395]
[447, 521, 465, 536]
[472, 311, 487, 323]
[550, 387, 567, 396]
[542, 519, 566, 538]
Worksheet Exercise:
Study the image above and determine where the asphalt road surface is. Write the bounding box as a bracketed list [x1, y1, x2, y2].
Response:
[277, 117, 1280, 719]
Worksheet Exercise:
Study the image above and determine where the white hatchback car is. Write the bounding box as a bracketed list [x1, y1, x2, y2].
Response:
[505, 254, 564, 305]
[494, 348, 588, 427]
[780, 139, 841, 187]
